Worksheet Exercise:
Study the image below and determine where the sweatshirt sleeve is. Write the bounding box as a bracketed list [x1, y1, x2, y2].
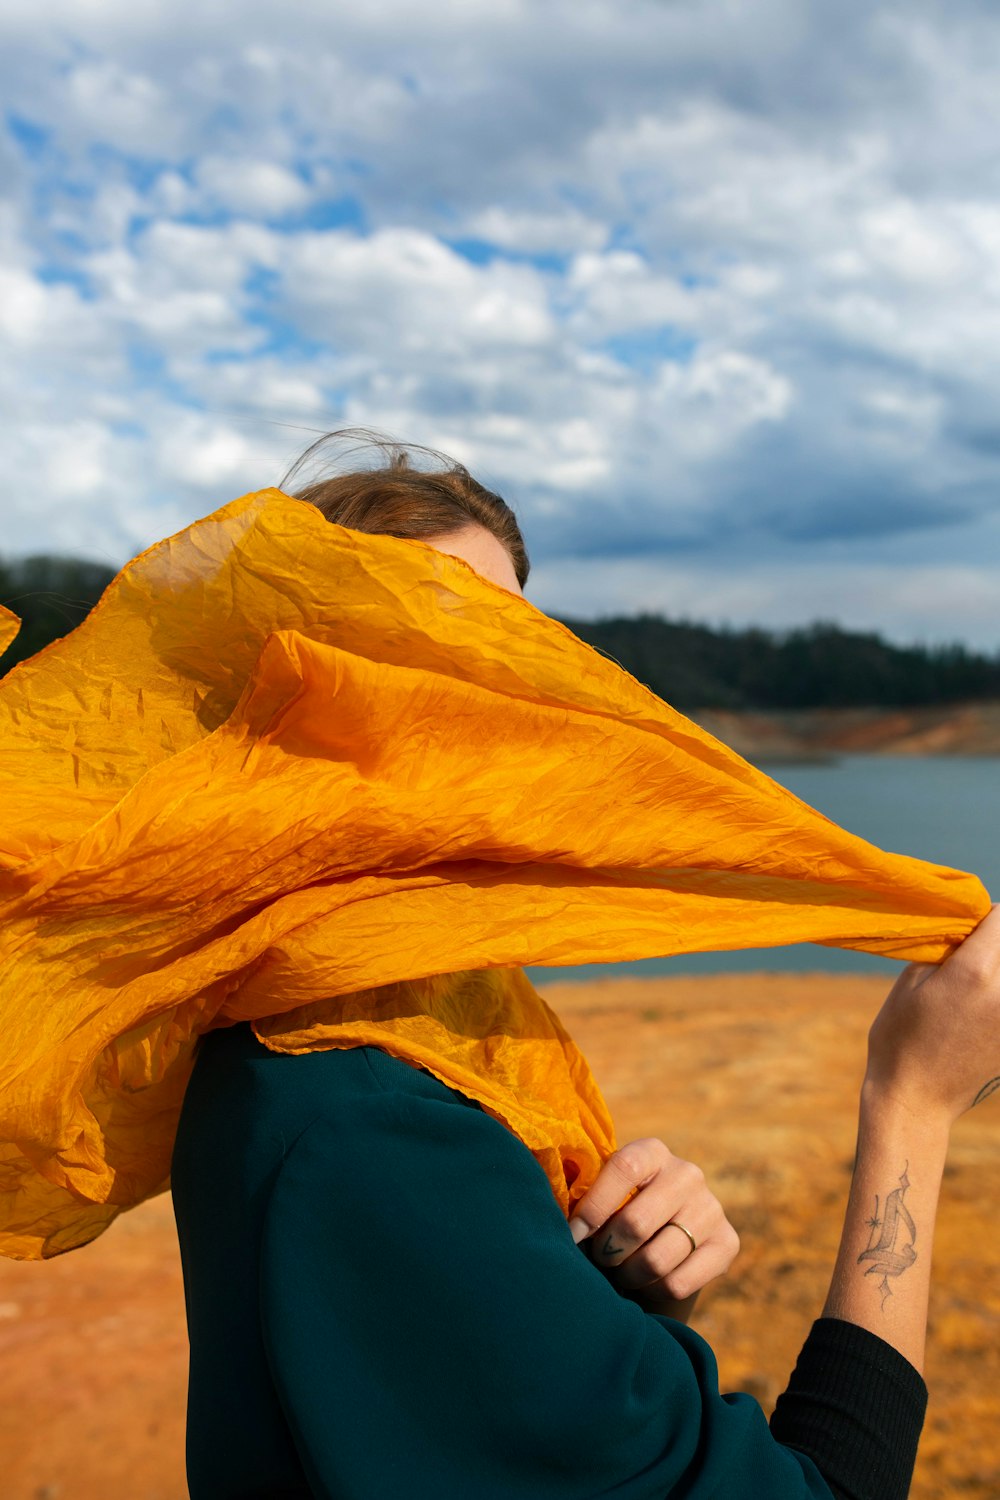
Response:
[256, 1058, 913, 1500]
[770, 1316, 927, 1500]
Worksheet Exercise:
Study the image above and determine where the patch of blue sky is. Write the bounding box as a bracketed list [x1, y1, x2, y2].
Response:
[87, 143, 171, 195]
[123, 214, 159, 248]
[606, 221, 648, 255]
[172, 206, 247, 230]
[275, 115, 370, 180]
[604, 226, 715, 290]
[252, 326, 330, 363]
[108, 419, 147, 441]
[6, 114, 51, 160]
[444, 236, 569, 274]
[168, 189, 366, 235]
[241, 309, 329, 364]
[21, 181, 98, 266]
[201, 101, 244, 141]
[36, 263, 96, 300]
[43, 176, 95, 203]
[320, 386, 352, 412]
[50, 225, 94, 257]
[126, 345, 203, 409]
[274, 194, 367, 235]
[9, 116, 100, 247]
[241, 263, 330, 360]
[600, 325, 697, 373]
[245, 265, 281, 300]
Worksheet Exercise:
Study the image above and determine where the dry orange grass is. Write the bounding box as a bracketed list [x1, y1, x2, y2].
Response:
[0, 971, 997, 1499]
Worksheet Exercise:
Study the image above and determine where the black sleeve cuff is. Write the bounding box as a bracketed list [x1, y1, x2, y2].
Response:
[769, 1317, 928, 1500]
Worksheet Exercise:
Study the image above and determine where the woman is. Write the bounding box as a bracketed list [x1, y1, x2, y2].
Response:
[168, 431, 1000, 1500]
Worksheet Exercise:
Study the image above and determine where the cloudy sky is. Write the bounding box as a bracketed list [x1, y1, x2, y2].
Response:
[3, 0, 1000, 646]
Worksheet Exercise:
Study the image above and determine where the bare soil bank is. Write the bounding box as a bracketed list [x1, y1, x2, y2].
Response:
[694, 699, 1000, 761]
[0, 971, 997, 1499]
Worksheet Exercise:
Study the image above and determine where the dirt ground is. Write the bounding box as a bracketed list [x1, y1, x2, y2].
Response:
[1, 970, 998, 1499]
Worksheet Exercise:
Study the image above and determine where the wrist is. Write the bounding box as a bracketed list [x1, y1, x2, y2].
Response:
[859, 1075, 953, 1142]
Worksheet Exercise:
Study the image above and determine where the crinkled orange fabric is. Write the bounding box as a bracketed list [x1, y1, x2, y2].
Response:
[0, 490, 990, 1259]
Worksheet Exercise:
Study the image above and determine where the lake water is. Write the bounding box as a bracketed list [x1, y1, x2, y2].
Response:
[527, 755, 1000, 984]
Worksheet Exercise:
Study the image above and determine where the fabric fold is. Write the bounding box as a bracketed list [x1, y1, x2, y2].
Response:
[0, 489, 990, 1258]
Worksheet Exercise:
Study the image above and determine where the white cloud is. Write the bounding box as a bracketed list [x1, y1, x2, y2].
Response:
[462, 205, 608, 253]
[668, 350, 794, 426]
[66, 60, 178, 153]
[154, 414, 282, 489]
[859, 197, 971, 284]
[0, 266, 63, 342]
[566, 251, 700, 335]
[195, 158, 312, 217]
[279, 227, 556, 355]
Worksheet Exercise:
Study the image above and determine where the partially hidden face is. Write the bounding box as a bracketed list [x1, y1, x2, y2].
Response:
[424, 524, 523, 596]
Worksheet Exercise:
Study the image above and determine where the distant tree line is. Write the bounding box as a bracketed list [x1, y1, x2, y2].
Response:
[2, 553, 999, 709]
[559, 613, 1000, 710]
[0, 555, 117, 675]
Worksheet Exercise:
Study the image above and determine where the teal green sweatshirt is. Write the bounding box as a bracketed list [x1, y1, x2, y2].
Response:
[171, 1020, 924, 1499]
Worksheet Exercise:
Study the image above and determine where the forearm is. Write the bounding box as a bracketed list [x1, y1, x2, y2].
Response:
[769, 1083, 940, 1499]
[822, 1081, 949, 1374]
[775, 905, 1000, 1498]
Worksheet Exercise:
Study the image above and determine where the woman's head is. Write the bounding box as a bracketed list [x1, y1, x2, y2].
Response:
[281, 428, 529, 596]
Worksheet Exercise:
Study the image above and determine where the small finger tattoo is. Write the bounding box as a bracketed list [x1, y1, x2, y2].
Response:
[600, 1233, 624, 1259]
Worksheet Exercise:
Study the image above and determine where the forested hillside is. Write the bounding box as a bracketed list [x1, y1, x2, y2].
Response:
[0, 555, 117, 675]
[559, 613, 1000, 710]
[2, 554, 999, 710]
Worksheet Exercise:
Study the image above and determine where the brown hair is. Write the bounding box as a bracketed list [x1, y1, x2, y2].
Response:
[280, 428, 530, 588]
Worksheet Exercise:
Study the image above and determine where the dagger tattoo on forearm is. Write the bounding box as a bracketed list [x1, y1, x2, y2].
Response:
[858, 1162, 917, 1312]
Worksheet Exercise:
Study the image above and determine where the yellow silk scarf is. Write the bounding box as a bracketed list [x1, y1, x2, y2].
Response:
[0, 490, 990, 1259]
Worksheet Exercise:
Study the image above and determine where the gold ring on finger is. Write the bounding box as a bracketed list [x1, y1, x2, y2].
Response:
[666, 1219, 697, 1257]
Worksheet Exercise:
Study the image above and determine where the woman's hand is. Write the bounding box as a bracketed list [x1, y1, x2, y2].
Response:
[567, 1137, 740, 1319]
[865, 901, 1000, 1127]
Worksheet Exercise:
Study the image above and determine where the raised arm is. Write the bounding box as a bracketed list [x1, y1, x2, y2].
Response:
[771, 903, 1000, 1493]
[829, 902, 1000, 1368]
